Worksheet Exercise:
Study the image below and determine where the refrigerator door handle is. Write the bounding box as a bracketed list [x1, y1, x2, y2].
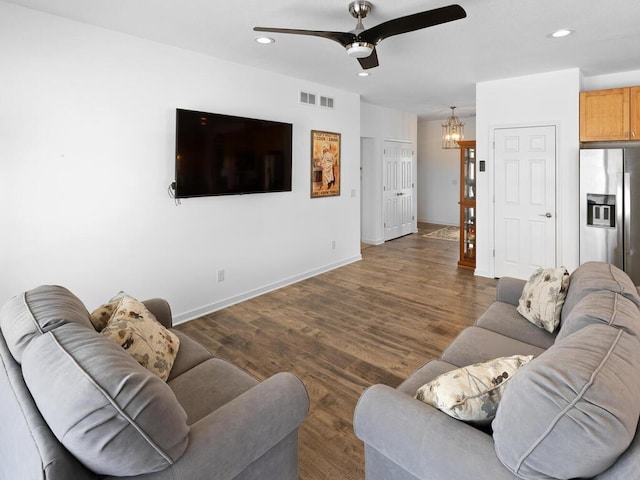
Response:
[625, 172, 632, 256]
[617, 172, 624, 260]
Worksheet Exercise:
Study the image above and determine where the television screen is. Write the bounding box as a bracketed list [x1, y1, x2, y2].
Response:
[174, 108, 293, 198]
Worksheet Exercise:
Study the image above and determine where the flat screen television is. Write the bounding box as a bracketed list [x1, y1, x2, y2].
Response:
[174, 108, 293, 198]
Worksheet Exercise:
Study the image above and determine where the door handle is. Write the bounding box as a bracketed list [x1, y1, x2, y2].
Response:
[538, 212, 552, 218]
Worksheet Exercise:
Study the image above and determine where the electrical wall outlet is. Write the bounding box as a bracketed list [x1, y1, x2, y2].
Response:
[217, 269, 225, 282]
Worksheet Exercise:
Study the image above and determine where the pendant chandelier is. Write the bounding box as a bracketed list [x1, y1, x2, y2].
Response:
[442, 106, 464, 149]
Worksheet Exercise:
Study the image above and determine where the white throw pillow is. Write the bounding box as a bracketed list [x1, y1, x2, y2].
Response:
[415, 355, 533, 424]
[517, 267, 570, 333]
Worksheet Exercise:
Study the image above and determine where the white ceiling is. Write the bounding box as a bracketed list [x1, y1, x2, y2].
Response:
[5, 0, 640, 119]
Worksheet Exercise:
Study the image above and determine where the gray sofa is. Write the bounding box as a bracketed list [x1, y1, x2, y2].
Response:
[354, 261, 640, 479]
[0, 285, 309, 480]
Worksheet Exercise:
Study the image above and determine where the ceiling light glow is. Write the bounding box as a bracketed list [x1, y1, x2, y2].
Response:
[551, 29, 573, 38]
[255, 36, 275, 44]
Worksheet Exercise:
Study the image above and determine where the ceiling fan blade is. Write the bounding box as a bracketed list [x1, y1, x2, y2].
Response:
[358, 48, 379, 70]
[359, 4, 466, 45]
[253, 27, 355, 48]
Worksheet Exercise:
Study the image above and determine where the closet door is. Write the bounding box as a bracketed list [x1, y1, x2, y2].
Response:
[383, 141, 415, 241]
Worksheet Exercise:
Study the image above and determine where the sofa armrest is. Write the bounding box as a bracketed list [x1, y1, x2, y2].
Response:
[133, 372, 309, 480]
[354, 385, 514, 480]
[495, 277, 526, 306]
[142, 298, 173, 329]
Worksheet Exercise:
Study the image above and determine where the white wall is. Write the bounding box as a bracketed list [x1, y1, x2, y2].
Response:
[582, 69, 640, 90]
[360, 102, 418, 244]
[0, 2, 362, 322]
[416, 117, 477, 225]
[475, 68, 581, 278]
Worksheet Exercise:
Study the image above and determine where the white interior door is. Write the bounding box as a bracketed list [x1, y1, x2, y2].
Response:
[494, 126, 557, 278]
[383, 141, 414, 241]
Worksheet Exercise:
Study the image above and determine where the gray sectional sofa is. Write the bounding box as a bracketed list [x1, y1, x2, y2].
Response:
[354, 261, 640, 479]
[0, 285, 309, 480]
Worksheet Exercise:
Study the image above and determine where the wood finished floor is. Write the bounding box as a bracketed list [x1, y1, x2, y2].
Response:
[176, 223, 498, 479]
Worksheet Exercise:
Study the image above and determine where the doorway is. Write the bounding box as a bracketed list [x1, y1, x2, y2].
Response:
[383, 140, 415, 241]
[494, 125, 557, 278]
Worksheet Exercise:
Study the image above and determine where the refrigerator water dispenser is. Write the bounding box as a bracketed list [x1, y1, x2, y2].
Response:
[586, 194, 616, 228]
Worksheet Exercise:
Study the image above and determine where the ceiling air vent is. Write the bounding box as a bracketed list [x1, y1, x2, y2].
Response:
[299, 91, 317, 106]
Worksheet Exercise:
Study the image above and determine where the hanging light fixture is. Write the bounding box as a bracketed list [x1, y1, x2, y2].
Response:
[442, 106, 464, 149]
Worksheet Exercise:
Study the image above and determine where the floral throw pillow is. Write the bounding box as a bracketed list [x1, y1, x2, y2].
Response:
[89, 291, 131, 331]
[100, 296, 179, 381]
[89, 301, 118, 332]
[415, 355, 533, 424]
[517, 267, 571, 332]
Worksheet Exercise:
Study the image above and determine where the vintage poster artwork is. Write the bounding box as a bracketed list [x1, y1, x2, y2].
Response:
[311, 130, 341, 198]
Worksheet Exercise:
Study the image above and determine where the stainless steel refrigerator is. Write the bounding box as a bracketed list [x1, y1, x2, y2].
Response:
[580, 148, 640, 284]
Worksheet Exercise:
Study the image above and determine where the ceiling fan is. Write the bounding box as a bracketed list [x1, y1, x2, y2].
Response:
[254, 1, 467, 70]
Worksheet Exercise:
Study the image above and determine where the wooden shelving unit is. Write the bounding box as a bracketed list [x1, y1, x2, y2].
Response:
[457, 140, 476, 270]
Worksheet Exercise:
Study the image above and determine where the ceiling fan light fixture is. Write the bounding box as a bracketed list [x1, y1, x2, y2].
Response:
[346, 42, 374, 58]
[442, 106, 465, 149]
[254, 3, 465, 70]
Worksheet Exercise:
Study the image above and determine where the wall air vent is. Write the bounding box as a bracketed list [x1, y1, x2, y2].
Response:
[320, 96, 335, 109]
[299, 91, 317, 106]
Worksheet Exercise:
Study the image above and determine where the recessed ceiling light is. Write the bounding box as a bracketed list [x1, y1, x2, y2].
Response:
[357, 71, 370, 77]
[551, 29, 574, 38]
[255, 36, 275, 44]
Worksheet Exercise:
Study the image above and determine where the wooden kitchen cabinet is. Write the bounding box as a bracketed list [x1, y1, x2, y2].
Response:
[457, 140, 476, 270]
[631, 86, 640, 140]
[580, 86, 640, 142]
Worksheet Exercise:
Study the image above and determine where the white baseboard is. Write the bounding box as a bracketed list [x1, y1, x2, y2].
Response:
[418, 218, 457, 227]
[173, 254, 363, 325]
[474, 268, 493, 279]
[361, 238, 384, 245]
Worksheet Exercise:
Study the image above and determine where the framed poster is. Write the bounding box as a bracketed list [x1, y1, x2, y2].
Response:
[311, 130, 341, 198]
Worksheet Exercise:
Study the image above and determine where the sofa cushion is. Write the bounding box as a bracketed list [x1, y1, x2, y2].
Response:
[492, 324, 640, 479]
[561, 262, 640, 322]
[441, 326, 546, 368]
[22, 323, 189, 476]
[0, 285, 93, 363]
[100, 296, 180, 381]
[415, 355, 533, 425]
[398, 359, 459, 396]
[167, 329, 214, 381]
[557, 290, 640, 342]
[168, 358, 259, 424]
[516, 267, 570, 333]
[475, 302, 556, 349]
